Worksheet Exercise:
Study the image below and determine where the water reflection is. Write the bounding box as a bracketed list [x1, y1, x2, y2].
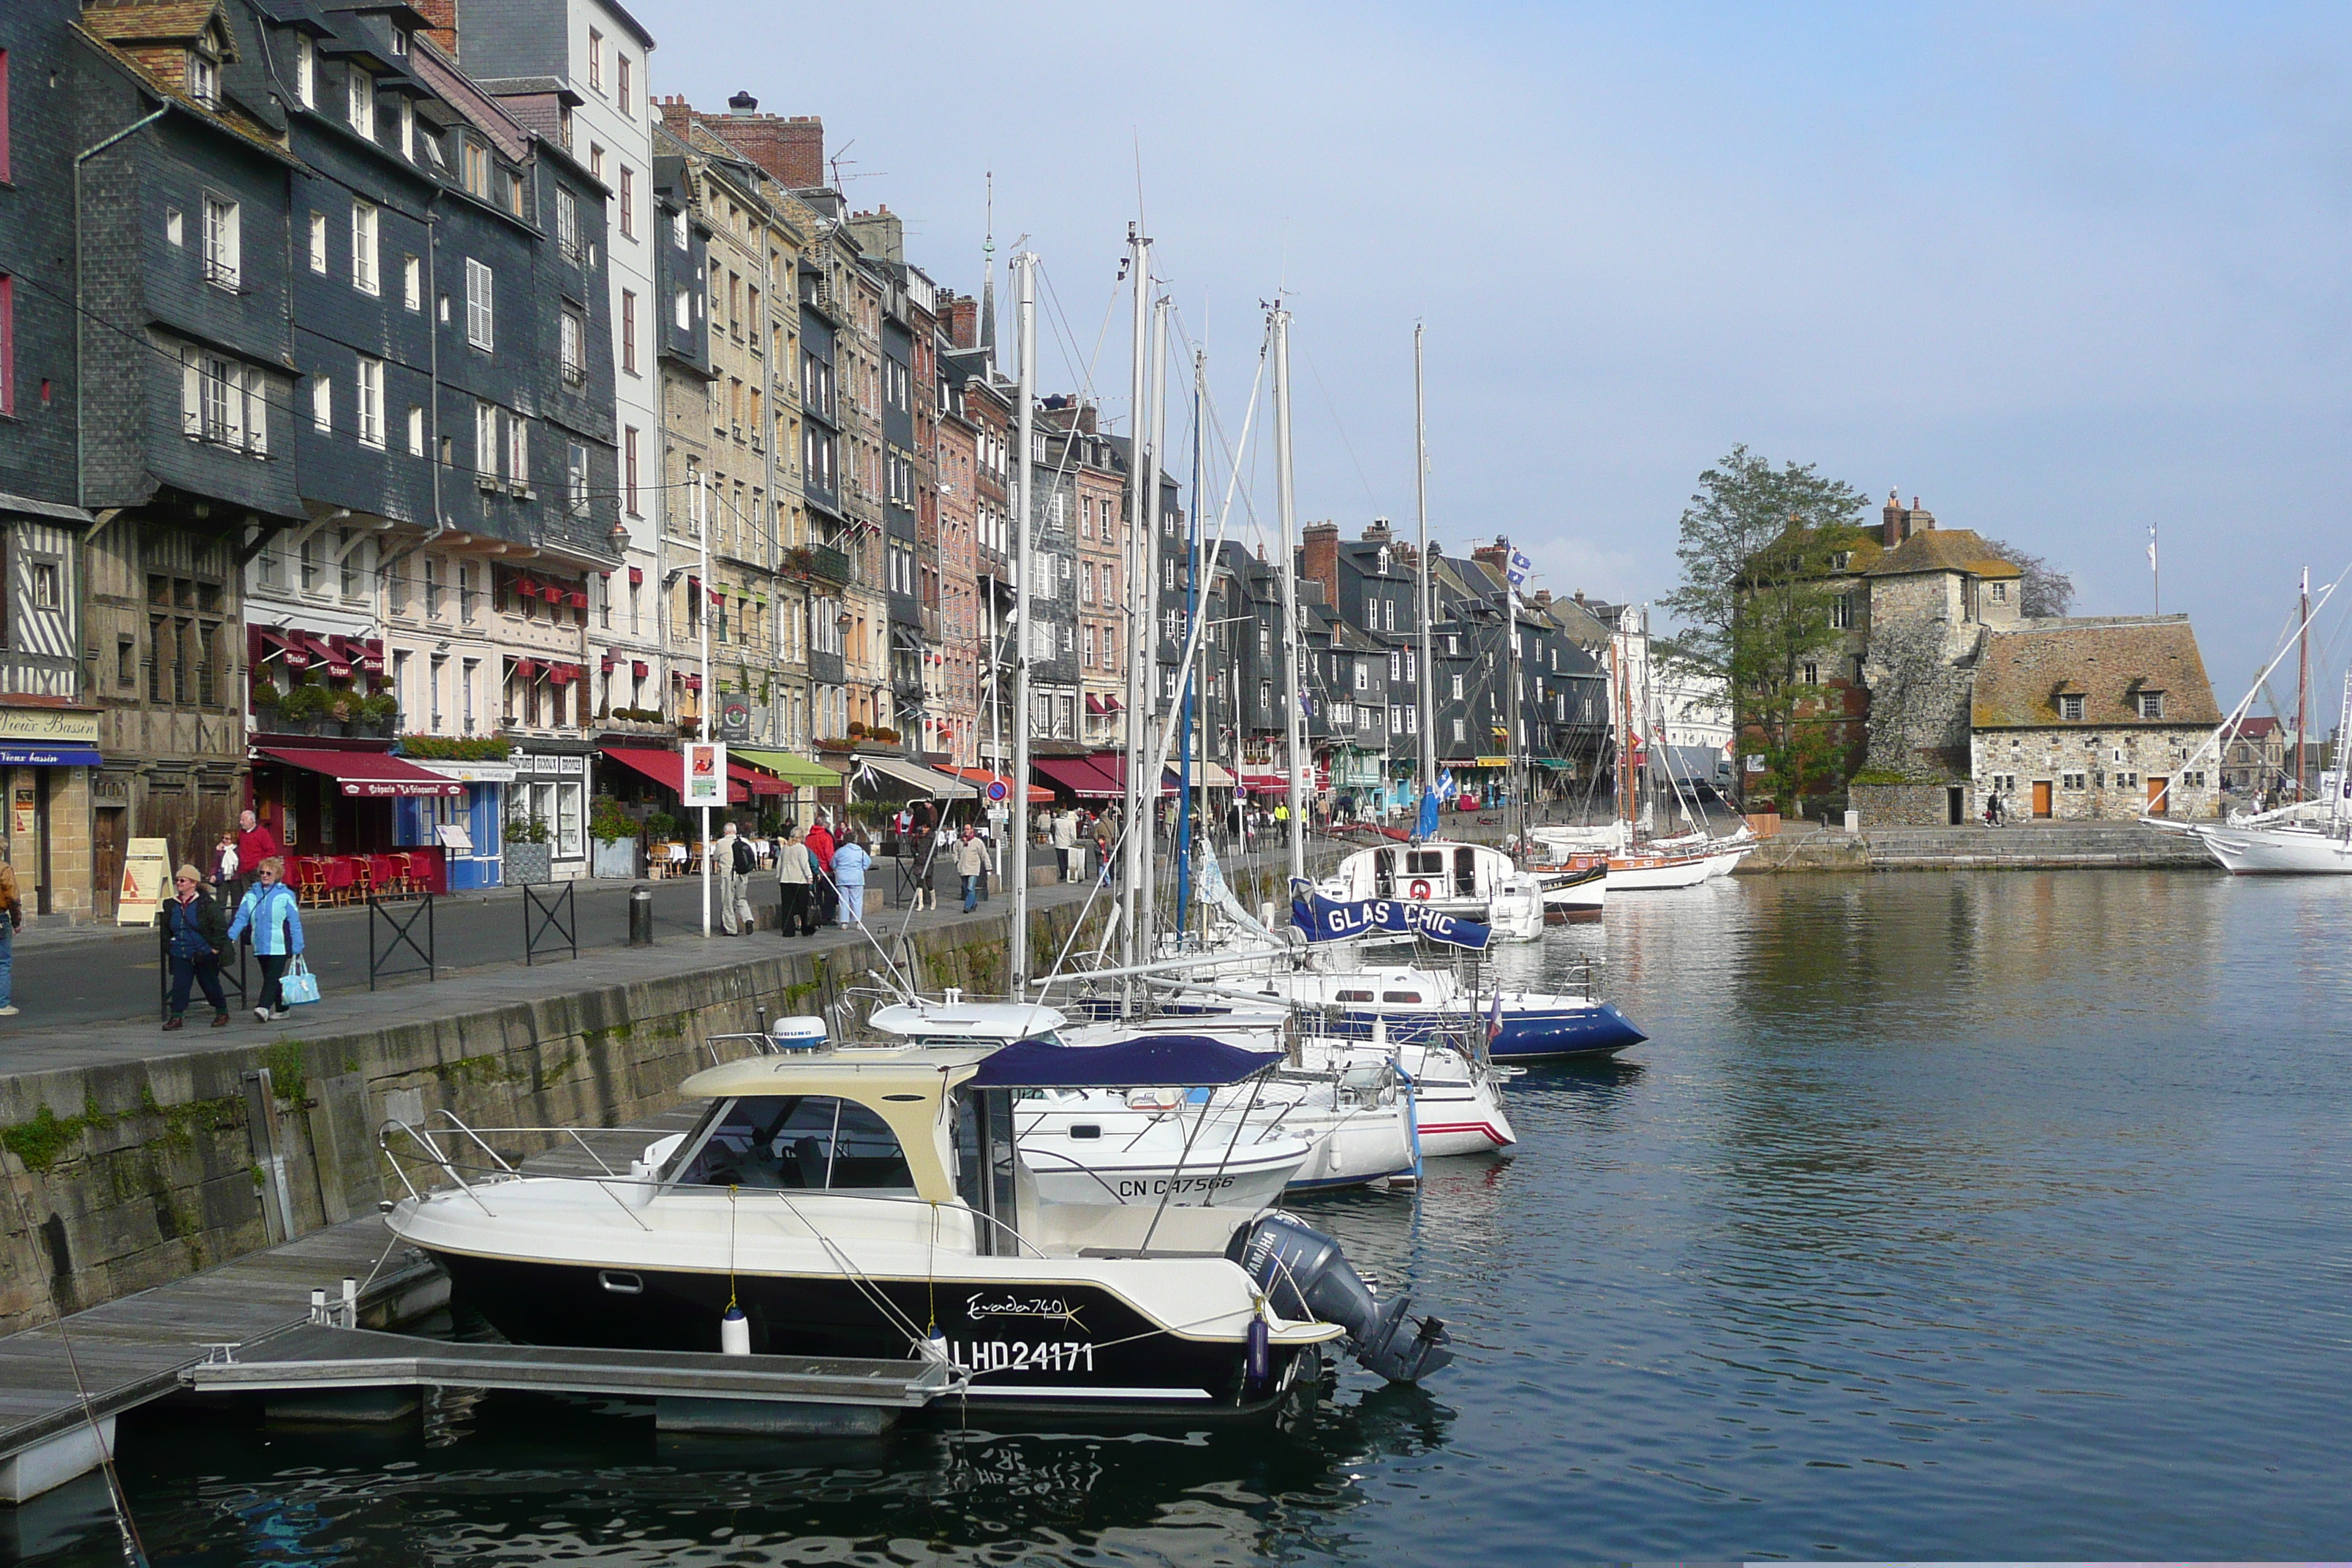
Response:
[26, 872, 2352, 1562]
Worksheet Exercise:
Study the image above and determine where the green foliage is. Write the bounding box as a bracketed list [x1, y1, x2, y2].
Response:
[589, 796, 636, 845]
[1848, 768, 1912, 786]
[260, 1040, 309, 1107]
[357, 691, 400, 723]
[1, 1097, 113, 1174]
[1662, 446, 1871, 804]
[276, 684, 332, 722]
[399, 735, 513, 761]
[611, 706, 666, 723]
[505, 810, 551, 843]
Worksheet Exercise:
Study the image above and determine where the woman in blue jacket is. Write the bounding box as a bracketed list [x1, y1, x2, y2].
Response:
[226, 857, 306, 1022]
[831, 829, 872, 927]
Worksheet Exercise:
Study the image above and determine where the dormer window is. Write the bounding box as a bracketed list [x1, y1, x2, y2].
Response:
[2059, 693, 2085, 722]
[295, 34, 316, 107]
[1991, 579, 2008, 603]
[2137, 692, 2165, 720]
[390, 29, 410, 56]
[1831, 551, 1851, 570]
[461, 137, 490, 198]
[348, 67, 375, 139]
[186, 50, 219, 108]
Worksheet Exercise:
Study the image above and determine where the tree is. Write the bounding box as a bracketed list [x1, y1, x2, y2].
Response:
[1978, 537, 2075, 618]
[1663, 448, 1869, 804]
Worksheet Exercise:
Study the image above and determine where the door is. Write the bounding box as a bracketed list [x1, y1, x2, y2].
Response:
[2032, 780, 2053, 818]
[93, 807, 124, 922]
[2146, 776, 2169, 816]
[1947, 785, 1965, 826]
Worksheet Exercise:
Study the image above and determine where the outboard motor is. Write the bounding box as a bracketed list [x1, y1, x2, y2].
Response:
[1229, 1213, 1453, 1384]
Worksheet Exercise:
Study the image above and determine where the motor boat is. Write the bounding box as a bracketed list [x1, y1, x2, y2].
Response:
[1295, 1032, 1517, 1158]
[1321, 839, 1545, 942]
[381, 1034, 1454, 1416]
[872, 996, 1418, 1193]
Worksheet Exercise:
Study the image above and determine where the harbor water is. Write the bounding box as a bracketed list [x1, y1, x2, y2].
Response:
[18, 869, 2352, 1564]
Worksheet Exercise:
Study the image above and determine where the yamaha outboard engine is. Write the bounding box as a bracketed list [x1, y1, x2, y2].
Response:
[1229, 1213, 1453, 1383]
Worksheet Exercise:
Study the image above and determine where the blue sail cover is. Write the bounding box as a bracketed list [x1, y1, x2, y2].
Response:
[1290, 892, 1493, 950]
[968, 1035, 1284, 1089]
[1415, 786, 1441, 840]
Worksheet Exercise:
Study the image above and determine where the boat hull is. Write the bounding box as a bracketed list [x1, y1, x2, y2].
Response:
[2186, 823, 2352, 875]
[427, 1248, 1316, 1414]
[1322, 1001, 1646, 1063]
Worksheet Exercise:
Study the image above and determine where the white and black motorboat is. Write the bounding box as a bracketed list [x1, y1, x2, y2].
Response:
[1320, 839, 1546, 943]
[382, 1034, 1453, 1416]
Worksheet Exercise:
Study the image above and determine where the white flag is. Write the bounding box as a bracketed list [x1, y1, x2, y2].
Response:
[2147, 523, 2157, 571]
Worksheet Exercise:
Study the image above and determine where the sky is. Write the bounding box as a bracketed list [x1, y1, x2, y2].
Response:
[639, 0, 2352, 720]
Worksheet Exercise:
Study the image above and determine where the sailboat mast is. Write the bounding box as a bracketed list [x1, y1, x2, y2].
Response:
[1414, 325, 1436, 814]
[1008, 251, 1039, 992]
[1120, 227, 1153, 972]
[1505, 543, 1520, 843]
[1177, 347, 1202, 937]
[2297, 567, 2310, 800]
[1273, 306, 1306, 885]
[1138, 296, 1169, 953]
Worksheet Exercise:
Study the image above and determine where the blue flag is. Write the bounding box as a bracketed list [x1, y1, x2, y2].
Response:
[1415, 786, 1440, 840]
[1289, 889, 1492, 950]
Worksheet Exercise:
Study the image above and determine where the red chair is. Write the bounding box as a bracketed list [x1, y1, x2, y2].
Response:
[325, 857, 357, 907]
[386, 852, 418, 896]
[295, 857, 331, 907]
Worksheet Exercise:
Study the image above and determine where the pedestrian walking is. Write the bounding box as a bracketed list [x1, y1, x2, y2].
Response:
[235, 809, 281, 903]
[774, 823, 816, 936]
[0, 862, 21, 1018]
[211, 832, 240, 893]
[908, 802, 938, 911]
[1094, 819, 1114, 888]
[806, 814, 838, 926]
[832, 828, 872, 926]
[158, 865, 231, 1030]
[1052, 807, 1078, 882]
[225, 858, 304, 1022]
[710, 821, 757, 935]
[954, 823, 987, 913]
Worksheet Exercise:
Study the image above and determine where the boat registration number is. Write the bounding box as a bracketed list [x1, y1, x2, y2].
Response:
[1113, 1174, 1240, 1199]
[951, 1338, 1096, 1373]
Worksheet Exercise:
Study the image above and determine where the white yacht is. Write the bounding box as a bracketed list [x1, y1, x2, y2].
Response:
[1321, 839, 1546, 942]
[382, 1037, 1454, 1414]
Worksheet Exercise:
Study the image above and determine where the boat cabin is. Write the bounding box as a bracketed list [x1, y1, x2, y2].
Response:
[1330, 839, 1516, 905]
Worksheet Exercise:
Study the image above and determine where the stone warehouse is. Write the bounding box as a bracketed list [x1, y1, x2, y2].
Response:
[1967, 617, 2220, 821]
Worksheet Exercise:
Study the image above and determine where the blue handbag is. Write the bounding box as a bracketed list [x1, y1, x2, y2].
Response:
[278, 955, 322, 1006]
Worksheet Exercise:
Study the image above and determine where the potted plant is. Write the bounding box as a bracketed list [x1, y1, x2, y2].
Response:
[357, 691, 399, 736]
[252, 682, 282, 724]
[503, 808, 554, 884]
[589, 795, 638, 878]
[277, 683, 329, 734]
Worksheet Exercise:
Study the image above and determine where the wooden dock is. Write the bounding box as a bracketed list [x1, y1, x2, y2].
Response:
[0, 1213, 442, 1505]
[186, 1323, 954, 1436]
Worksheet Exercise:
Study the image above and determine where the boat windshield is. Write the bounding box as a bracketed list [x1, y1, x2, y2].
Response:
[669, 1096, 914, 1191]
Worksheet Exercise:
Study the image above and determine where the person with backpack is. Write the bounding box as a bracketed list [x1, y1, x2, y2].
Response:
[711, 821, 757, 935]
[805, 814, 837, 925]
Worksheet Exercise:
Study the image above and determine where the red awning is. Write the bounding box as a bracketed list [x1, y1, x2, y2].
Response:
[729, 762, 786, 797]
[256, 747, 467, 798]
[1088, 753, 1176, 799]
[254, 629, 310, 670]
[549, 663, 579, 686]
[1033, 756, 1121, 799]
[304, 635, 351, 678]
[516, 657, 540, 680]
[600, 654, 617, 674]
[954, 766, 1052, 804]
[1238, 771, 1293, 794]
[631, 660, 650, 679]
[628, 566, 644, 585]
[603, 745, 749, 804]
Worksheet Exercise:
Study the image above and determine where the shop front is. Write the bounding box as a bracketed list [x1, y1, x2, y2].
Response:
[398, 757, 514, 891]
[248, 742, 467, 889]
[508, 749, 594, 881]
[732, 749, 841, 831]
[0, 701, 101, 921]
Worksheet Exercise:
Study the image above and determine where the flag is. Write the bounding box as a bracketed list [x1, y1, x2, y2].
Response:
[1416, 785, 1440, 840]
[1485, 988, 1503, 1044]
[1506, 548, 1532, 590]
[2147, 523, 2157, 571]
[1438, 767, 1458, 802]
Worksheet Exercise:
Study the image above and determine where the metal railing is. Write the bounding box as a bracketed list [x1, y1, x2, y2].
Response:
[523, 880, 576, 965]
[368, 892, 436, 990]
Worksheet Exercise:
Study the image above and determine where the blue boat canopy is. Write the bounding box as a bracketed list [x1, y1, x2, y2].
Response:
[968, 1035, 1284, 1089]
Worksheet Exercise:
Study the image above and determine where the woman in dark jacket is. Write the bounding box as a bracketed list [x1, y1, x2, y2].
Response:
[159, 864, 232, 1029]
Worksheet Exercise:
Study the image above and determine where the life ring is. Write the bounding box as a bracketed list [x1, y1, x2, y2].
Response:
[1409, 878, 1433, 900]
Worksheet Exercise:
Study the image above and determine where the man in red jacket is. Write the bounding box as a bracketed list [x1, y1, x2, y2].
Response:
[235, 809, 282, 902]
[804, 815, 837, 926]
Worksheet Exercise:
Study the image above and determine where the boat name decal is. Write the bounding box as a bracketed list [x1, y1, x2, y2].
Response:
[1288, 886, 1493, 950]
[951, 1338, 1096, 1374]
[965, 1292, 1087, 1327]
[1112, 1174, 1238, 1199]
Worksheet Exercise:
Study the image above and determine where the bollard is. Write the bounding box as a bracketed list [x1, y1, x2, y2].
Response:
[629, 883, 655, 946]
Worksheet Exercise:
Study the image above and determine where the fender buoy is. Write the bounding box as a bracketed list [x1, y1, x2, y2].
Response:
[1409, 878, 1432, 900]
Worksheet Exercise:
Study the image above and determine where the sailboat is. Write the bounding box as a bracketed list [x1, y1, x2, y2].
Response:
[2149, 566, 2352, 875]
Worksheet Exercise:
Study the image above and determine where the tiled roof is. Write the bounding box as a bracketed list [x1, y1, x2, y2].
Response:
[1864, 527, 2020, 579]
[86, 0, 228, 45]
[1971, 617, 2221, 728]
[406, 34, 532, 163]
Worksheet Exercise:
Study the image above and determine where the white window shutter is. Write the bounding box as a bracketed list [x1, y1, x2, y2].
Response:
[181, 349, 201, 436]
[244, 371, 267, 454]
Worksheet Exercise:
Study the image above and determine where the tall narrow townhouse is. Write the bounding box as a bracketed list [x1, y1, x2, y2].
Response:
[1020, 403, 1081, 748]
[0, 0, 102, 919]
[1038, 401, 1121, 751]
[837, 244, 892, 739]
[72, 0, 307, 914]
[930, 298, 983, 770]
[648, 127, 714, 745]
[939, 306, 1013, 775]
[440, 0, 667, 799]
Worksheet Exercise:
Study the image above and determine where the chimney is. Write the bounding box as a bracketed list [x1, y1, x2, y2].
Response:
[1533, 589, 1553, 609]
[1361, 517, 1391, 543]
[1882, 489, 1908, 549]
[690, 108, 827, 190]
[1471, 537, 1509, 575]
[411, 0, 458, 53]
[1911, 498, 1937, 532]
[1574, 590, 1587, 606]
[942, 293, 979, 350]
[656, 94, 694, 140]
[1303, 522, 1341, 608]
[844, 206, 905, 266]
